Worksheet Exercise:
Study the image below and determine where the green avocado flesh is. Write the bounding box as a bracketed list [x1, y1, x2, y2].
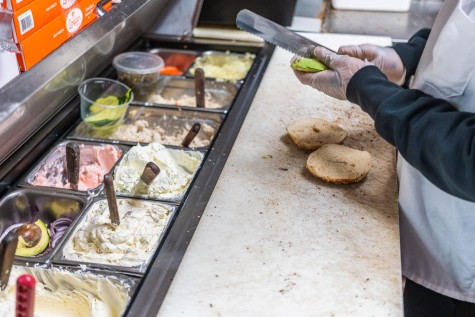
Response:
[291, 57, 328, 72]
[15, 219, 50, 257]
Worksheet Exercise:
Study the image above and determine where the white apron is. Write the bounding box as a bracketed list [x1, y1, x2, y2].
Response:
[398, 0, 475, 302]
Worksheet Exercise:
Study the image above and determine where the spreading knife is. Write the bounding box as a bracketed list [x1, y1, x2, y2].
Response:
[236, 9, 336, 57]
[0, 231, 18, 291]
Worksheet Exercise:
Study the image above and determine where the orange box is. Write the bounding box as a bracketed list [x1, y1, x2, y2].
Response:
[12, 0, 82, 43]
[16, 0, 98, 71]
[2, 0, 34, 11]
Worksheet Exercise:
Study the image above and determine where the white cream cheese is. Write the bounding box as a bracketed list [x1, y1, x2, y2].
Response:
[62, 198, 172, 267]
[114, 142, 202, 200]
[0, 266, 130, 317]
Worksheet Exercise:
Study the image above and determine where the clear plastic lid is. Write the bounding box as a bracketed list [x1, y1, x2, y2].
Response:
[112, 51, 164, 75]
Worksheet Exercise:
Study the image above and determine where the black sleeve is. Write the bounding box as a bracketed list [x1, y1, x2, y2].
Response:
[347, 65, 475, 203]
[393, 29, 431, 86]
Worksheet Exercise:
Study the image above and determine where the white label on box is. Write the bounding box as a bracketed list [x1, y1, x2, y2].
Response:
[61, 0, 76, 10]
[66, 8, 82, 33]
[17, 9, 34, 35]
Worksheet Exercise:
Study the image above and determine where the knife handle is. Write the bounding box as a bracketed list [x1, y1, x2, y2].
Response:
[140, 162, 160, 185]
[16, 274, 36, 317]
[104, 173, 120, 226]
[0, 231, 18, 291]
[194, 68, 206, 108]
[181, 122, 201, 148]
[66, 142, 80, 190]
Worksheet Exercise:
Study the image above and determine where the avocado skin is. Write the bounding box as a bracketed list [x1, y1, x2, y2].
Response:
[16, 219, 50, 257]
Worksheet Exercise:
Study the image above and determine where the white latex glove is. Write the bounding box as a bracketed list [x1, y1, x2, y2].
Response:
[338, 44, 406, 85]
[292, 46, 368, 100]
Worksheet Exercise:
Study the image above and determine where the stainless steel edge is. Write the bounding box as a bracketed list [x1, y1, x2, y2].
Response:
[146, 0, 204, 39]
[0, 0, 173, 166]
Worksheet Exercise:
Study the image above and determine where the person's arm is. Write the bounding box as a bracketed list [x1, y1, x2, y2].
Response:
[347, 65, 475, 202]
[393, 29, 431, 86]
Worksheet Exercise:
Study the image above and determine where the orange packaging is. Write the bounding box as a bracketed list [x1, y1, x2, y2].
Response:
[2, 0, 34, 11]
[16, 0, 98, 71]
[12, 0, 82, 43]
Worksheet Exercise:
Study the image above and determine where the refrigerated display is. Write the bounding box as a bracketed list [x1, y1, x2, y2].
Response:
[0, 0, 274, 315]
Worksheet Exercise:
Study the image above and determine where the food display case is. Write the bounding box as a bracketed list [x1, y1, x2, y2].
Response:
[0, 0, 274, 315]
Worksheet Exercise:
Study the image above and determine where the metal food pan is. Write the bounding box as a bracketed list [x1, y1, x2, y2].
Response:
[148, 48, 199, 76]
[0, 188, 89, 264]
[185, 50, 256, 83]
[53, 197, 177, 276]
[7, 264, 139, 315]
[68, 105, 224, 150]
[145, 76, 238, 113]
[18, 140, 128, 196]
[111, 146, 206, 204]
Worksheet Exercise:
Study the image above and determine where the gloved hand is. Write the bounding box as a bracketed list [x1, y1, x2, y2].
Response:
[338, 44, 406, 85]
[292, 46, 368, 100]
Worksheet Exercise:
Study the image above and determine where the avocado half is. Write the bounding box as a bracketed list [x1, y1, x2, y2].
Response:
[16, 219, 50, 257]
[291, 57, 328, 73]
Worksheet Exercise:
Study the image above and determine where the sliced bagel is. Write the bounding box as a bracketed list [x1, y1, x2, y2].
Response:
[307, 144, 372, 184]
[286, 118, 347, 150]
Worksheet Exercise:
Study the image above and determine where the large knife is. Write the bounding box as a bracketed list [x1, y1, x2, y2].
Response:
[236, 9, 335, 57]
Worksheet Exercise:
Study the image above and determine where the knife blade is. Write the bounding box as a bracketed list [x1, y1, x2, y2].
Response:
[236, 9, 335, 57]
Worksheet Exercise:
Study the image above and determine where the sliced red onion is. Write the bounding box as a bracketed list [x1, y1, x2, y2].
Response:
[37, 217, 73, 256]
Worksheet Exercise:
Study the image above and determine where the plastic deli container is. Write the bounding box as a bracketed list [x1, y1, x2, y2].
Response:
[78, 77, 133, 130]
[113, 51, 164, 101]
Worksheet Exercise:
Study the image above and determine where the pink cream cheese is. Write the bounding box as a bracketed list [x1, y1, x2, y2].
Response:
[30, 143, 122, 190]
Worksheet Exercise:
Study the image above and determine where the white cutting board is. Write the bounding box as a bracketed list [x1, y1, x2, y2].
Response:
[157, 32, 401, 317]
